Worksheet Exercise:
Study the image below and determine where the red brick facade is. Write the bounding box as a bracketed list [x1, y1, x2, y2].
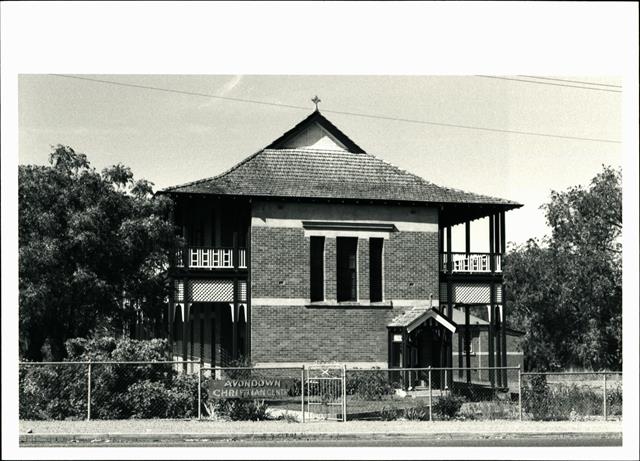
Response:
[249, 203, 440, 365]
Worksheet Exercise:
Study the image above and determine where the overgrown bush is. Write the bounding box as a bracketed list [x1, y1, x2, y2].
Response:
[19, 363, 87, 420]
[379, 406, 403, 421]
[346, 370, 395, 400]
[433, 394, 465, 419]
[20, 337, 199, 420]
[403, 404, 431, 421]
[211, 399, 270, 421]
[523, 374, 550, 420]
[124, 380, 173, 419]
[523, 374, 616, 420]
[459, 401, 519, 420]
[606, 386, 623, 416]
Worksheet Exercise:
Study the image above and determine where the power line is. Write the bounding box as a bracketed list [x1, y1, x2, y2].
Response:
[518, 75, 622, 88]
[49, 74, 311, 112]
[476, 75, 622, 93]
[50, 74, 621, 144]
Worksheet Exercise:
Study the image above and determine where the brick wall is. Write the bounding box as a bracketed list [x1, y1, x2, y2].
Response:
[249, 211, 441, 364]
[251, 304, 403, 363]
[384, 232, 439, 300]
[250, 227, 439, 302]
[251, 226, 310, 298]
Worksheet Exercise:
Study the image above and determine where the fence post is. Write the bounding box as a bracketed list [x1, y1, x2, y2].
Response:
[342, 364, 347, 422]
[518, 366, 522, 421]
[603, 373, 607, 421]
[87, 361, 92, 421]
[301, 365, 305, 423]
[197, 366, 202, 420]
[428, 366, 433, 422]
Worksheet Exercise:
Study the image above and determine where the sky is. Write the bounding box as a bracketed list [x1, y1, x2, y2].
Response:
[18, 74, 621, 249]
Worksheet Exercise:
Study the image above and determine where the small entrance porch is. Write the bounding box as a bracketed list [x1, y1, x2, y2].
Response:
[388, 306, 457, 390]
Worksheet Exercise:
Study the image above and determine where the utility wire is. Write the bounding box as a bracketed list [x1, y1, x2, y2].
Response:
[50, 74, 311, 111]
[50, 74, 621, 144]
[477, 75, 622, 93]
[518, 75, 622, 88]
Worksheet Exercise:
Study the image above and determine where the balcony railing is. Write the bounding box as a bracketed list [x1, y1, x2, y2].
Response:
[175, 247, 247, 270]
[440, 252, 502, 273]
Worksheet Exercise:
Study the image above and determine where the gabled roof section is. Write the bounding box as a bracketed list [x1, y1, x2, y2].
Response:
[388, 306, 457, 333]
[265, 110, 366, 153]
[160, 111, 522, 210]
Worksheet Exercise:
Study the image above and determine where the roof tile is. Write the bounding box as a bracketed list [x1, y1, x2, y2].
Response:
[162, 148, 520, 207]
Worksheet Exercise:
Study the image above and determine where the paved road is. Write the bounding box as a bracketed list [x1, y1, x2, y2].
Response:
[22, 434, 622, 447]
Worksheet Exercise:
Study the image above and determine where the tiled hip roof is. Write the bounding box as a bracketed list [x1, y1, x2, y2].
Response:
[162, 148, 521, 207]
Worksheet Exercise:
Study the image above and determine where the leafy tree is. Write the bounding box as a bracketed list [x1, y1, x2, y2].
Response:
[505, 166, 622, 371]
[19, 145, 179, 360]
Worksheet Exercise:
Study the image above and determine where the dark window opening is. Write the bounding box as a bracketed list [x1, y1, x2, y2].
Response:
[390, 338, 402, 368]
[173, 310, 183, 358]
[210, 317, 216, 366]
[337, 237, 358, 302]
[199, 316, 205, 362]
[370, 238, 384, 302]
[310, 236, 325, 302]
[189, 312, 195, 360]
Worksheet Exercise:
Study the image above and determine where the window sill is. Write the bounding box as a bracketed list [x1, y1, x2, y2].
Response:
[306, 301, 393, 309]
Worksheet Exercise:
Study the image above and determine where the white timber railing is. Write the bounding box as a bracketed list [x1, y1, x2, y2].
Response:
[440, 253, 502, 273]
[175, 247, 247, 269]
[238, 248, 247, 269]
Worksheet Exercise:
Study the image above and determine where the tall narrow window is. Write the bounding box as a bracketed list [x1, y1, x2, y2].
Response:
[337, 237, 358, 302]
[370, 238, 384, 302]
[310, 236, 325, 302]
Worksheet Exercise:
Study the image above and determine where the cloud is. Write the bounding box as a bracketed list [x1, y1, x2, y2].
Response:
[198, 75, 244, 109]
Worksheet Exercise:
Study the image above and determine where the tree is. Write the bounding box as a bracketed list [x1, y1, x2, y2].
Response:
[19, 145, 180, 360]
[505, 166, 622, 371]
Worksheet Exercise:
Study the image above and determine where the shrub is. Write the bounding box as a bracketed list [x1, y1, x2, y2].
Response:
[346, 370, 395, 400]
[379, 406, 403, 421]
[459, 401, 519, 420]
[212, 399, 271, 421]
[19, 364, 87, 420]
[19, 337, 199, 420]
[166, 373, 200, 418]
[523, 374, 550, 420]
[606, 386, 623, 416]
[123, 380, 172, 418]
[433, 394, 465, 419]
[403, 404, 430, 421]
[523, 374, 614, 421]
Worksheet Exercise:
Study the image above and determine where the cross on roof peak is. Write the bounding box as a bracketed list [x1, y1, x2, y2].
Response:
[311, 95, 321, 111]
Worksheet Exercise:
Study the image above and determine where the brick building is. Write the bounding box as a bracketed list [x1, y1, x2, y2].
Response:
[160, 109, 523, 386]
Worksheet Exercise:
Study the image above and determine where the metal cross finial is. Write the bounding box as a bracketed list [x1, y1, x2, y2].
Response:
[311, 95, 321, 111]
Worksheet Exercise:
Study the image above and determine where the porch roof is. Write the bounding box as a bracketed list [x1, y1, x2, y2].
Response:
[388, 306, 457, 333]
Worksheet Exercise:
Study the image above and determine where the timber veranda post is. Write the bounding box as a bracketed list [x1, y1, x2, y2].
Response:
[342, 364, 347, 422]
[301, 365, 305, 423]
[197, 365, 202, 420]
[603, 373, 608, 421]
[518, 365, 522, 421]
[428, 366, 433, 422]
[87, 361, 92, 421]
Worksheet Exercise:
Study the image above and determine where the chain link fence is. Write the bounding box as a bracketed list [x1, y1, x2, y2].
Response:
[19, 362, 623, 423]
[521, 372, 622, 421]
[19, 361, 200, 420]
[344, 367, 521, 421]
